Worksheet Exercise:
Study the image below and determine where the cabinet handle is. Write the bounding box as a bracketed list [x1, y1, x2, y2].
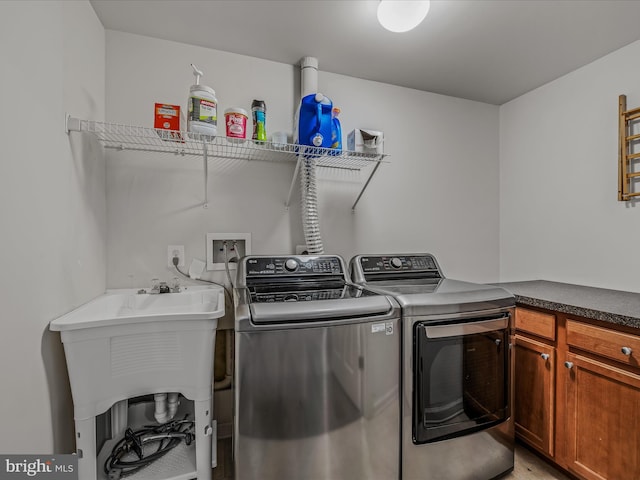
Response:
[621, 346, 633, 356]
[564, 361, 574, 369]
[540, 353, 550, 360]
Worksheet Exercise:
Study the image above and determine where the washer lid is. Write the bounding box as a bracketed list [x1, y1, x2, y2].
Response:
[249, 295, 395, 325]
[362, 278, 514, 316]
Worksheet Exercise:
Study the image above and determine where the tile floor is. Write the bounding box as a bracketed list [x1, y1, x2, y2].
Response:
[508, 443, 572, 480]
[214, 438, 233, 480]
[214, 439, 572, 480]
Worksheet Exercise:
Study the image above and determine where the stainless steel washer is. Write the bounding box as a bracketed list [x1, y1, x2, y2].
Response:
[350, 254, 516, 480]
[234, 255, 401, 480]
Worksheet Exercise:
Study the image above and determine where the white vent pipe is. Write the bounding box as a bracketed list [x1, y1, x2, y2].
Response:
[298, 56, 324, 254]
[300, 57, 318, 98]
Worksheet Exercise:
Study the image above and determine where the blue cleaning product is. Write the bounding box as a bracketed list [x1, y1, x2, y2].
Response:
[296, 93, 333, 148]
[330, 107, 342, 150]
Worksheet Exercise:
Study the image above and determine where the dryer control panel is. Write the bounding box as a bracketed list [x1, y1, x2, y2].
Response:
[351, 254, 443, 283]
[359, 255, 439, 273]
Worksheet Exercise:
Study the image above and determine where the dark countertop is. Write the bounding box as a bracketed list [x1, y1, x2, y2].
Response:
[494, 280, 640, 330]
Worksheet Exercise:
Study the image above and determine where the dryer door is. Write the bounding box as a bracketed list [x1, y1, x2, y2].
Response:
[413, 315, 510, 444]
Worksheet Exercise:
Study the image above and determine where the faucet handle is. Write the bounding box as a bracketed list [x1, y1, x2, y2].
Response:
[150, 278, 160, 292]
[171, 276, 181, 293]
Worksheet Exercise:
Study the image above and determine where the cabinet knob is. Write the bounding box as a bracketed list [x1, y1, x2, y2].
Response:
[564, 361, 574, 369]
[621, 346, 633, 356]
[540, 353, 550, 360]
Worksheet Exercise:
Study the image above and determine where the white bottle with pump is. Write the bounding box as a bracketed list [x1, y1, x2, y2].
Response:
[188, 64, 217, 137]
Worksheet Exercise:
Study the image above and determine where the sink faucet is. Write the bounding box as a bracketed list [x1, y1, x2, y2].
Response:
[148, 278, 161, 294]
[145, 278, 180, 294]
[148, 278, 170, 294]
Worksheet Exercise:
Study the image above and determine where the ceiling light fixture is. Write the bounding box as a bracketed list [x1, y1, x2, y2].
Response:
[377, 0, 431, 33]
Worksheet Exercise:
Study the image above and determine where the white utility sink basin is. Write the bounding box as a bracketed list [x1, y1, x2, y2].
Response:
[50, 285, 224, 331]
[50, 284, 225, 480]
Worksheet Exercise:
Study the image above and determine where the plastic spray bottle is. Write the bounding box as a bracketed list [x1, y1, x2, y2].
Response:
[187, 64, 217, 137]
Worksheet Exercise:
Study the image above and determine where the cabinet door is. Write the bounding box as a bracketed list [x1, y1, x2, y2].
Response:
[514, 335, 555, 457]
[565, 353, 640, 480]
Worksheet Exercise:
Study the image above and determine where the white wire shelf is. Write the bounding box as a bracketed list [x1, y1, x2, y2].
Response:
[66, 116, 387, 209]
[66, 117, 385, 170]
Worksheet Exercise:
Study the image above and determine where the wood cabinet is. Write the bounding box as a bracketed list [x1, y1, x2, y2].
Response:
[564, 352, 640, 480]
[514, 335, 555, 456]
[514, 308, 557, 458]
[566, 320, 640, 369]
[564, 319, 640, 480]
[514, 307, 640, 480]
[515, 308, 556, 341]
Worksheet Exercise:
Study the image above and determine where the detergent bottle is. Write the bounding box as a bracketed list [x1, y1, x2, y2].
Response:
[295, 93, 333, 148]
[330, 107, 342, 151]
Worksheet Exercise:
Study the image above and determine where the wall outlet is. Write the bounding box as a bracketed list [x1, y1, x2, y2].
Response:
[168, 245, 185, 268]
[206, 233, 251, 271]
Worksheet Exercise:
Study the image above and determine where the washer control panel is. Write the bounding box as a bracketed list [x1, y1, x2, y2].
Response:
[246, 256, 344, 277]
[252, 288, 347, 303]
[359, 255, 439, 274]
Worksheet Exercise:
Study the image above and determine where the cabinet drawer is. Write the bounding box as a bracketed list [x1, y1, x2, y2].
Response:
[566, 319, 640, 368]
[515, 308, 556, 341]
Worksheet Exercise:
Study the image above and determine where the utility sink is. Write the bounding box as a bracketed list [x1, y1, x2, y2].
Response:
[50, 285, 224, 331]
[49, 284, 225, 480]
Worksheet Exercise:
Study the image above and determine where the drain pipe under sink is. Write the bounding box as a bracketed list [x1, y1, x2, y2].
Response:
[214, 329, 233, 391]
[153, 336, 233, 424]
[154, 392, 180, 423]
[155, 331, 233, 423]
[167, 392, 179, 419]
[154, 393, 169, 423]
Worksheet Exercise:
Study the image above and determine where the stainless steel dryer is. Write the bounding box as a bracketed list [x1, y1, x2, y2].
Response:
[350, 254, 516, 480]
[234, 255, 401, 480]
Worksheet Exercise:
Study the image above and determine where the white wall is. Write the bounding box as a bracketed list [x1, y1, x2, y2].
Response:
[500, 39, 640, 293]
[0, 1, 105, 453]
[3, 0, 637, 457]
[106, 31, 501, 288]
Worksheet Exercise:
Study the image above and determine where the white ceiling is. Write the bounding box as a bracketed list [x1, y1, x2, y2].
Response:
[90, 0, 640, 105]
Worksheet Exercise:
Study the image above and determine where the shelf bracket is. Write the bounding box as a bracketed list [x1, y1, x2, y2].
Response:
[351, 157, 382, 211]
[285, 157, 302, 210]
[65, 114, 81, 134]
[203, 142, 209, 209]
